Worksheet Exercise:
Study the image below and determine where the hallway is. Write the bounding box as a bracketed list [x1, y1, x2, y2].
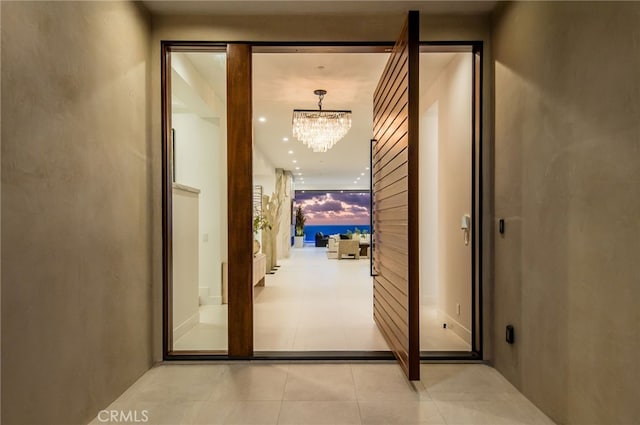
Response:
[90, 363, 555, 424]
[175, 247, 469, 352]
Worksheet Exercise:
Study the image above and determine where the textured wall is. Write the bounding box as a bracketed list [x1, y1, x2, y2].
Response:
[492, 2, 640, 424]
[1, 2, 152, 424]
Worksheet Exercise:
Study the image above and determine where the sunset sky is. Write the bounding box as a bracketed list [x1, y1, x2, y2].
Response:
[295, 191, 371, 225]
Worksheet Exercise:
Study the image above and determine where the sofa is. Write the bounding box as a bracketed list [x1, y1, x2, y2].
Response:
[327, 235, 340, 259]
[315, 232, 329, 247]
[326, 234, 368, 259]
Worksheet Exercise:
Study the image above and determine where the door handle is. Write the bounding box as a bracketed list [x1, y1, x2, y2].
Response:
[460, 214, 471, 246]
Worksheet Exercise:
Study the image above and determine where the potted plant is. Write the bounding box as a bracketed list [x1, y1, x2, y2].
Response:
[293, 205, 306, 248]
[253, 214, 271, 255]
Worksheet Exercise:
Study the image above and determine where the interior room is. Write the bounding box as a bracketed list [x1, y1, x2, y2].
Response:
[166, 49, 477, 353]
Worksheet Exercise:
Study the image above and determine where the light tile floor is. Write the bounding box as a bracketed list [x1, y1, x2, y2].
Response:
[90, 363, 555, 425]
[174, 247, 469, 352]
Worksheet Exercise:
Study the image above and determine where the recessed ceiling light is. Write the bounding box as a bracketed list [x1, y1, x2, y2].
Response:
[295, 166, 300, 170]
[353, 181, 357, 184]
[365, 167, 370, 170]
[292, 160, 297, 163]
[283, 137, 289, 142]
[258, 117, 266, 122]
[297, 172, 302, 176]
[357, 177, 361, 180]
[288, 150, 294, 154]
[360, 173, 365, 176]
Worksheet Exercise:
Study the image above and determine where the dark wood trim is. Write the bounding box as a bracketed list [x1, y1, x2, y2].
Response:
[415, 40, 484, 362]
[227, 43, 254, 357]
[161, 41, 395, 54]
[164, 351, 397, 361]
[471, 48, 478, 354]
[162, 42, 230, 359]
[161, 43, 173, 359]
[253, 43, 394, 53]
[370, 139, 377, 277]
[474, 43, 484, 357]
[164, 351, 481, 362]
[406, 10, 421, 381]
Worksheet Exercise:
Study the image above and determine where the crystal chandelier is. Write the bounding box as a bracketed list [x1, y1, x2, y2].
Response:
[292, 89, 352, 152]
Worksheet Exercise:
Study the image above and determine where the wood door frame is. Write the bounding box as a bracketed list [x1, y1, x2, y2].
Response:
[160, 40, 484, 361]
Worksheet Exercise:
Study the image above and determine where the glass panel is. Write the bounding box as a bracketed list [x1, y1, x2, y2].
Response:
[170, 51, 228, 352]
[419, 52, 474, 352]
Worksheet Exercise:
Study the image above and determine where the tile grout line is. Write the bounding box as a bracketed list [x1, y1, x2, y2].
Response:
[348, 364, 365, 425]
[274, 362, 292, 424]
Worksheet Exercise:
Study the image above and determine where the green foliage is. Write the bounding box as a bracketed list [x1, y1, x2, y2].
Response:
[294, 205, 306, 236]
[253, 214, 271, 234]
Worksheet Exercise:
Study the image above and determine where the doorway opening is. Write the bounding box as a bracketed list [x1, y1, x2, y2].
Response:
[251, 48, 390, 356]
[160, 39, 483, 364]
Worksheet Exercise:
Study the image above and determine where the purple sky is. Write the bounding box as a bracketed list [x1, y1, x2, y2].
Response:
[295, 191, 370, 225]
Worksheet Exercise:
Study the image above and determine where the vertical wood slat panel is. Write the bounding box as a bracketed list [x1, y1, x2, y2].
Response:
[227, 44, 253, 357]
[372, 11, 420, 380]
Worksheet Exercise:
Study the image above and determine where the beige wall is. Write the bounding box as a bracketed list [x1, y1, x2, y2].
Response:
[492, 2, 640, 424]
[150, 11, 494, 362]
[1, 2, 152, 424]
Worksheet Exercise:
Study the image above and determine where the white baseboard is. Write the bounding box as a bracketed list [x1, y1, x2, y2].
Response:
[200, 295, 222, 305]
[173, 311, 199, 341]
[199, 287, 222, 305]
[440, 311, 472, 345]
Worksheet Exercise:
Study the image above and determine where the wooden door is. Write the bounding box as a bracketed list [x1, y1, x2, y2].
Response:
[371, 11, 420, 380]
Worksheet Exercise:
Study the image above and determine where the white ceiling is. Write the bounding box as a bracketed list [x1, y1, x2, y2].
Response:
[174, 50, 464, 190]
[143, 1, 497, 16]
[253, 52, 388, 190]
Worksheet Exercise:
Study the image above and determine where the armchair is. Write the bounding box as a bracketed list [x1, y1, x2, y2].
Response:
[337, 239, 360, 259]
[315, 232, 329, 247]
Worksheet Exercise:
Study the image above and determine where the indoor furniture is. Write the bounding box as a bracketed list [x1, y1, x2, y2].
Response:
[337, 239, 360, 259]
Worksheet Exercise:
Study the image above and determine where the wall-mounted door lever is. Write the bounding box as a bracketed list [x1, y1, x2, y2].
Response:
[461, 214, 471, 246]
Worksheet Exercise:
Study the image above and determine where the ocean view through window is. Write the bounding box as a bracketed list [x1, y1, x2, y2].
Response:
[293, 190, 371, 242]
